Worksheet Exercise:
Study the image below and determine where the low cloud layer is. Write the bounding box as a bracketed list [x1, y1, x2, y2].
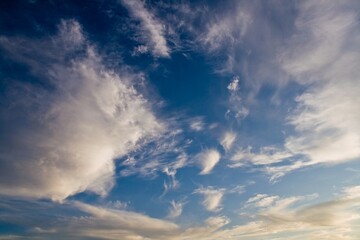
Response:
[2, 185, 359, 239]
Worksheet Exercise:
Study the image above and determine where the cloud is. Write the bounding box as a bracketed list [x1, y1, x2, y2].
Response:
[230, 146, 293, 167]
[228, 185, 246, 195]
[0, 198, 229, 239]
[167, 200, 185, 219]
[72, 202, 179, 239]
[0, 19, 163, 201]
[225, 76, 249, 120]
[223, 0, 360, 180]
[162, 153, 188, 192]
[211, 190, 357, 239]
[1, 187, 360, 239]
[205, 216, 230, 229]
[220, 131, 236, 151]
[131, 45, 149, 56]
[121, 0, 170, 57]
[281, 0, 360, 164]
[198, 1, 292, 88]
[119, 129, 191, 180]
[197, 149, 221, 175]
[200, 6, 251, 53]
[265, 0, 360, 178]
[246, 194, 279, 208]
[189, 117, 205, 131]
[194, 186, 225, 212]
[227, 76, 240, 91]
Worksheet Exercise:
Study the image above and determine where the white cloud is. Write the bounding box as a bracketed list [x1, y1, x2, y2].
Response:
[227, 76, 240, 91]
[205, 216, 230, 228]
[0, 20, 163, 201]
[2, 187, 360, 239]
[246, 194, 279, 208]
[70, 202, 179, 239]
[167, 200, 185, 219]
[119, 130, 191, 180]
[271, 0, 360, 177]
[226, 0, 360, 180]
[189, 117, 205, 131]
[197, 149, 221, 175]
[132, 44, 149, 56]
[201, 8, 251, 53]
[106, 200, 130, 210]
[121, 0, 170, 57]
[226, 76, 249, 121]
[195, 186, 225, 212]
[228, 185, 246, 195]
[227, 190, 359, 239]
[161, 153, 188, 196]
[230, 146, 293, 167]
[342, 185, 360, 199]
[220, 131, 237, 151]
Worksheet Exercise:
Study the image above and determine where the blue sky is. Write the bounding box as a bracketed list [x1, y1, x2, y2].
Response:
[1, 0, 360, 239]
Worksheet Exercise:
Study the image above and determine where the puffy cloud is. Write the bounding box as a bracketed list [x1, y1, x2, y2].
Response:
[197, 149, 221, 175]
[121, 0, 170, 57]
[194, 186, 225, 212]
[0, 20, 163, 201]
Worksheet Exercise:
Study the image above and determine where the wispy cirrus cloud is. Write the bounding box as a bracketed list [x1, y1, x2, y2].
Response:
[281, 0, 360, 164]
[0, 19, 163, 201]
[121, 0, 170, 57]
[230, 146, 293, 168]
[197, 149, 221, 175]
[220, 131, 237, 152]
[264, 0, 360, 179]
[219, 0, 360, 181]
[167, 200, 186, 219]
[194, 186, 225, 212]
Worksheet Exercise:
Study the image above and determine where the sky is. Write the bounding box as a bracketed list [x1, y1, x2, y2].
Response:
[0, 0, 360, 239]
